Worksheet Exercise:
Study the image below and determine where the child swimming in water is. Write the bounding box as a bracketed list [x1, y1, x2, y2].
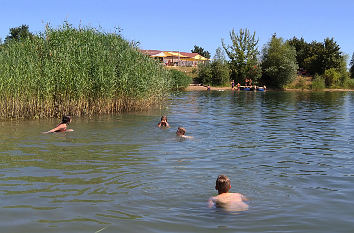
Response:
[158, 116, 170, 128]
[176, 127, 193, 139]
[208, 175, 248, 212]
[44, 115, 73, 133]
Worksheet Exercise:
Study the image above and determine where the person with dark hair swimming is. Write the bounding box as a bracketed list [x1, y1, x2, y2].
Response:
[158, 116, 170, 128]
[44, 115, 73, 133]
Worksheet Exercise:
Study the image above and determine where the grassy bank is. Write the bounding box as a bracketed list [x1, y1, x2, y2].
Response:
[0, 23, 174, 119]
[284, 75, 354, 91]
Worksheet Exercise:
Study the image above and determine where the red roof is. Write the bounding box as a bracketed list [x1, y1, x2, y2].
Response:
[140, 50, 200, 58]
[140, 50, 162, 56]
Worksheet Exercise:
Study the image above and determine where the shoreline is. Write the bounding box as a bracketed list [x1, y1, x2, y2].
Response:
[185, 85, 354, 92]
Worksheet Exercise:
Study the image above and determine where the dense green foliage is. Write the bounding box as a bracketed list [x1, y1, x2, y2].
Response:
[196, 62, 212, 85]
[169, 69, 192, 90]
[350, 52, 354, 79]
[191, 45, 211, 59]
[311, 74, 326, 90]
[260, 35, 298, 88]
[4, 24, 34, 43]
[195, 47, 230, 86]
[287, 37, 345, 76]
[0, 23, 172, 119]
[222, 28, 260, 84]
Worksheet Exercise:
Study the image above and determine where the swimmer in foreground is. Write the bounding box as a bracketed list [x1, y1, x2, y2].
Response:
[158, 116, 170, 128]
[43, 115, 74, 133]
[208, 175, 248, 212]
[176, 127, 193, 139]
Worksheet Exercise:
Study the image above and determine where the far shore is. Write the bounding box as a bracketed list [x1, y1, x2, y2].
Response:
[185, 85, 354, 92]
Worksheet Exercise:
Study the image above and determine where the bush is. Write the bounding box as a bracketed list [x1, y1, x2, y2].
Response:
[260, 36, 298, 88]
[344, 78, 354, 89]
[169, 69, 192, 90]
[311, 74, 326, 90]
[196, 63, 212, 85]
[211, 61, 230, 86]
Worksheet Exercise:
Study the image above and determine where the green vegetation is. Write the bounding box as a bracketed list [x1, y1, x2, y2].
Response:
[193, 29, 352, 90]
[169, 69, 192, 90]
[260, 35, 298, 88]
[222, 28, 260, 84]
[349, 52, 354, 79]
[311, 74, 326, 90]
[0, 23, 173, 119]
[4, 24, 34, 43]
[191, 45, 211, 59]
[195, 47, 229, 86]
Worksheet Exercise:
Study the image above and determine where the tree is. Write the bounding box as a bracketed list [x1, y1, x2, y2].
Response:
[302, 38, 343, 75]
[191, 45, 211, 59]
[260, 35, 298, 88]
[222, 28, 259, 84]
[5, 24, 34, 43]
[211, 47, 230, 86]
[287, 37, 309, 70]
[196, 62, 212, 85]
[213, 47, 226, 63]
[350, 52, 354, 79]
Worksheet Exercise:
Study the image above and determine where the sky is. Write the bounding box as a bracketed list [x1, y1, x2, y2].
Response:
[1, 0, 354, 59]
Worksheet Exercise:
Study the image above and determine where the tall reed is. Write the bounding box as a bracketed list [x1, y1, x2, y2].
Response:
[0, 23, 172, 119]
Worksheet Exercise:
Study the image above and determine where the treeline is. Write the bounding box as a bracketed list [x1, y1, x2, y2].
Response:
[196, 29, 354, 89]
[0, 23, 190, 119]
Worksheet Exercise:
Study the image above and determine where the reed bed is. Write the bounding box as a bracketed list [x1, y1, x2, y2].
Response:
[0, 23, 172, 119]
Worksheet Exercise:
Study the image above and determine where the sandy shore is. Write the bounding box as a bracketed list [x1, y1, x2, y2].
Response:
[185, 85, 231, 91]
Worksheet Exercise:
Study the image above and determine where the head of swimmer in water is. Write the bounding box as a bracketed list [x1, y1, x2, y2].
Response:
[215, 175, 231, 194]
[176, 127, 186, 136]
[61, 115, 71, 124]
[160, 116, 168, 126]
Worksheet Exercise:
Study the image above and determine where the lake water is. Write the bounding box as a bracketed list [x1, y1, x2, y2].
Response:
[0, 91, 353, 233]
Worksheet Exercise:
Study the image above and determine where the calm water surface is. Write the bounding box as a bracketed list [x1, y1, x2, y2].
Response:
[0, 91, 353, 233]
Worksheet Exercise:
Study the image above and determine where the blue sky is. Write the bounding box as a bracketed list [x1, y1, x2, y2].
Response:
[1, 0, 353, 59]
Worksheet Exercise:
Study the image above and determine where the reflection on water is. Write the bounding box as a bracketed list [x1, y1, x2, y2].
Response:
[0, 91, 354, 233]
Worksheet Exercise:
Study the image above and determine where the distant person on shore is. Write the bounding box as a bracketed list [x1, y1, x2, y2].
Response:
[176, 127, 193, 139]
[207, 85, 211, 91]
[237, 83, 241, 90]
[245, 78, 249, 87]
[208, 175, 248, 212]
[44, 115, 73, 133]
[158, 116, 170, 128]
[231, 80, 235, 90]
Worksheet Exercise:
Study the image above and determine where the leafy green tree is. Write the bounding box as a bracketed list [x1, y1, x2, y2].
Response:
[260, 35, 298, 88]
[5, 24, 34, 43]
[210, 47, 230, 86]
[222, 28, 259, 84]
[196, 62, 212, 85]
[213, 47, 226, 63]
[191, 45, 211, 59]
[287, 37, 309, 70]
[350, 52, 354, 79]
[169, 69, 192, 90]
[323, 68, 341, 87]
[196, 47, 230, 86]
[303, 38, 343, 75]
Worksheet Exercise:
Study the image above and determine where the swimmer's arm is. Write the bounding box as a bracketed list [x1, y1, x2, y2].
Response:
[208, 197, 216, 208]
[241, 194, 249, 202]
[43, 124, 65, 133]
[165, 122, 170, 128]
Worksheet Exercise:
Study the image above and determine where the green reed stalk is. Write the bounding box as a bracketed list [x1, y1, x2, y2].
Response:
[0, 22, 173, 119]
